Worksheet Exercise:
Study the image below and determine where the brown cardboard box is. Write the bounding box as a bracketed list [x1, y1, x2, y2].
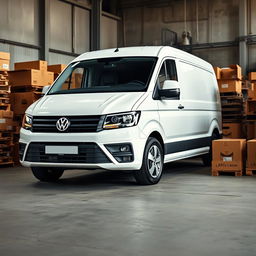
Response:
[222, 123, 242, 139]
[8, 69, 42, 86]
[246, 140, 256, 169]
[10, 92, 35, 115]
[212, 139, 246, 171]
[246, 122, 256, 140]
[0, 110, 13, 119]
[0, 118, 14, 131]
[248, 83, 256, 100]
[221, 65, 242, 80]
[246, 101, 256, 115]
[0, 59, 10, 71]
[41, 71, 54, 86]
[48, 64, 67, 74]
[14, 60, 47, 72]
[0, 52, 10, 60]
[248, 72, 256, 81]
[214, 67, 221, 80]
[218, 80, 242, 93]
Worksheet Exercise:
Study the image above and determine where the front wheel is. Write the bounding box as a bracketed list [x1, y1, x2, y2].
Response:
[31, 167, 64, 182]
[134, 137, 164, 185]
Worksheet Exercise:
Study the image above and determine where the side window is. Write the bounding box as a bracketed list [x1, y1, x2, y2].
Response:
[157, 59, 178, 88]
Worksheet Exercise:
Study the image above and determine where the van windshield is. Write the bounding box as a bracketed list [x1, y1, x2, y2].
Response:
[48, 57, 157, 95]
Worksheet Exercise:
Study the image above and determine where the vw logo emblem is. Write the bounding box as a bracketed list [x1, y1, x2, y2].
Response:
[56, 117, 70, 132]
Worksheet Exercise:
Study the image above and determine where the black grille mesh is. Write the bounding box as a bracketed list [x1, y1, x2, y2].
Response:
[25, 142, 111, 163]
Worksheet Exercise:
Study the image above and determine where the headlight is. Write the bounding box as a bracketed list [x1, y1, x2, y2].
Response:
[103, 111, 140, 130]
[22, 114, 33, 130]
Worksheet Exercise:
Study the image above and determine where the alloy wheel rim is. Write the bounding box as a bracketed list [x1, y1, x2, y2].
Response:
[147, 144, 162, 178]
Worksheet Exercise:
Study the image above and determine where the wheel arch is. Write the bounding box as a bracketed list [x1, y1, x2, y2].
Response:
[148, 131, 165, 155]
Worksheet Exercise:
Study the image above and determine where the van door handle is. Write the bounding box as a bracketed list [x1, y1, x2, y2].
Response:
[178, 104, 184, 109]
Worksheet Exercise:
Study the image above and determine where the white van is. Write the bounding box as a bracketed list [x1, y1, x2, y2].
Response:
[20, 46, 222, 185]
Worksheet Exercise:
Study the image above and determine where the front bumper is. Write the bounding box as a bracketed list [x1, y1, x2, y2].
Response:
[19, 127, 147, 170]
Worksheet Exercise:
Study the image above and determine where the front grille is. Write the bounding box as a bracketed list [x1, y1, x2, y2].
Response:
[25, 142, 111, 163]
[32, 116, 101, 133]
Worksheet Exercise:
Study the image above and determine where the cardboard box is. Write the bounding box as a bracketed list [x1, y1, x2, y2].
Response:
[48, 64, 66, 74]
[248, 72, 256, 81]
[214, 67, 221, 80]
[14, 60, 47, 72]
[218, 80, 242, 93]
[248, 83, 256, 99]
[0, 59, 10, 71]
[221, 65, 242, 80]
[0, 118, 14, 131]
[10, 92, 35, 115]
[247, 140, 256, 169]
[41, 71, 54, 86]
[0, 52, 10, 60]
[246, 122, 256, 140]
[246, 101, 256, 115]
[0, 110, 13, 119]
[212, 139, 246, 171]
[8, 69, 42, 86]
[222, 123, 242, 139]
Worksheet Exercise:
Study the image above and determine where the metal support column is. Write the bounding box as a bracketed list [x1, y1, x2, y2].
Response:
[239, 0, 248, 75]
[91, 0, 102, 51]
[39, 0, 50, 61]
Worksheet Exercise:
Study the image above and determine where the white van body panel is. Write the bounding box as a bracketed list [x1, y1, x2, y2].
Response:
[20, 46, 222, 171]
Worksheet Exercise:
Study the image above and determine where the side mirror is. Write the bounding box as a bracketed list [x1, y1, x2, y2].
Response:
[158, 80, 180, 99]
[42, 86, 50, 95]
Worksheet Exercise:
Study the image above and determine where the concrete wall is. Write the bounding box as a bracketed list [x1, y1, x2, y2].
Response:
[121, 0, 256, 70]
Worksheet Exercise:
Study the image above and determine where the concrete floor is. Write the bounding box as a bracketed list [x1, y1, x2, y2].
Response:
[0, 159, 256, 256]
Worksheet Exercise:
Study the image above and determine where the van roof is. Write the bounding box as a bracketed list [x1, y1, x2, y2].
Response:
[72, 46, 213, 71]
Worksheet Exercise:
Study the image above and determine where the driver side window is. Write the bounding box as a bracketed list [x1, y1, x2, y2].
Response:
[157, 59, 178, 88]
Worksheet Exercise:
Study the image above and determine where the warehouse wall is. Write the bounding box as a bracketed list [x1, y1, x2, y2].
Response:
[0, 0, 119, 68]
[0, 0, 40, 66]
[121, 0, 256, 70]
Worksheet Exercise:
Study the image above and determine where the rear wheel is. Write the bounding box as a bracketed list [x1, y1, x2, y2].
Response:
[202, 132, 220, 166]
[134, 137, 164, 185]
[31, 167, 64, 182]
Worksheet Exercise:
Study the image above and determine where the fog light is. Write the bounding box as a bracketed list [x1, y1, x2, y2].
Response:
[120, 145, 130, 152]
[105, 143, 134, 163]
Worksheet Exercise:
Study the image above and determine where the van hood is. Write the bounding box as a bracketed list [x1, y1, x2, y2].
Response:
[28, 92, 145, 116]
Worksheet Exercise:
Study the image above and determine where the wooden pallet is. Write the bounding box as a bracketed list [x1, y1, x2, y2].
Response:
[0, 97, 10, 104]
[0, 103, 10, 111]
[0, 85, 10, 92]
[11, 86, 33, 93]
[220, 92, 243, 97]
[246, 169, 256, 176]
[212, 169, 243, 176]
[0, 90, 10, 98]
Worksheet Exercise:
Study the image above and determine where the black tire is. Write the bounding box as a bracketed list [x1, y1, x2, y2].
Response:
[31, 167, 64, 182]
[202, 132, 220, 166]
[134, 137, 164, 185]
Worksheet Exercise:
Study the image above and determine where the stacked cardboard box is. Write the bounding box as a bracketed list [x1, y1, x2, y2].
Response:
[214, 65, 244, 139]
[246, 140, 256, 176]
[8, 60, 54, 162]
[245, 72, 256, 139]
[212, 139, 246, 176]
[48, 64, 66, 80]
[0, 52, 14, 166]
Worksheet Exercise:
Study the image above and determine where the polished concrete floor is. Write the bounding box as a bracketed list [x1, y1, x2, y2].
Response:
[0, 159, 256, 256]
